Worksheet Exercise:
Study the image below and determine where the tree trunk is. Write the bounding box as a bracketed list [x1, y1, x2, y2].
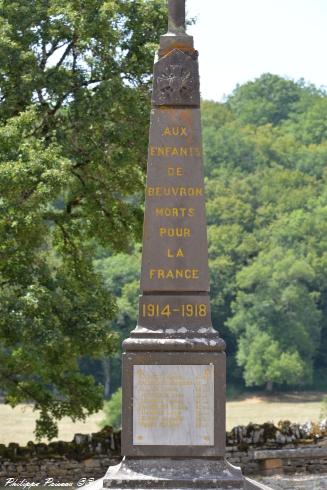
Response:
[102, 357, 111, 399]
[266, 380, 273, 392]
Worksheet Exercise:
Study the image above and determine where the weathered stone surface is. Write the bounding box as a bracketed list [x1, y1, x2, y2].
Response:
[257, 474, 327, 490]
[254, 447, 327, 460]
[140, 107, 208, 293]
[245, 478, 274, 490]
[152, 49, 200, 106]
[168, 0, 186, 34]
[104, 458, 246, 489]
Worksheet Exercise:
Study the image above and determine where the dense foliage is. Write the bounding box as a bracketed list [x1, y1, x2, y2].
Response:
[98, 74, 327, 393]
[204, 75, 327, 390]
[0, 0, 166, 438]
[99, 387, 122, 429]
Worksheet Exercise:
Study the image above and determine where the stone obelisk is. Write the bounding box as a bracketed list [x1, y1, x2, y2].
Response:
[102, 1, 272, 489]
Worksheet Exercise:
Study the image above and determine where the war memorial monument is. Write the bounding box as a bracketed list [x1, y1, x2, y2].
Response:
[93, 1, 272, 489]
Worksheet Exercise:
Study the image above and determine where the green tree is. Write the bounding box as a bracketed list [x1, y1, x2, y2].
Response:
[237, 330, 306, 390]
[229, 248, 321, 389]
[94, 249, 141, 396]
[201, 81, 327, 390]
[228, 73, 302, 126]
[99, 387, 122, 430]
[0, 0, 166, 439]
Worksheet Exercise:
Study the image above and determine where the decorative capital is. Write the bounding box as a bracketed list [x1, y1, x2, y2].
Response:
[152, 49, 200, 107]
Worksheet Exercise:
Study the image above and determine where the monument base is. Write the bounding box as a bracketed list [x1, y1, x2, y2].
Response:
[93, 457, 273, 490]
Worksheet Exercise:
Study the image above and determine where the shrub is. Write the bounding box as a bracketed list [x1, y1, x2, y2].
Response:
[99, 388, 122, 430]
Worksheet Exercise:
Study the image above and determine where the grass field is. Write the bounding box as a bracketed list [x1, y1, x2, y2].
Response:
[226, 392, 325, 430]
[0, 392, 326, 445]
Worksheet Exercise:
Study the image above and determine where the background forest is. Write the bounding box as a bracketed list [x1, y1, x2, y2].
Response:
[0, 0, 326, 440]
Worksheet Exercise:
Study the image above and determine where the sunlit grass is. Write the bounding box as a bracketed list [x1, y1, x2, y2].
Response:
[0, 392, 325, 445]
[226, 392, 326, 430]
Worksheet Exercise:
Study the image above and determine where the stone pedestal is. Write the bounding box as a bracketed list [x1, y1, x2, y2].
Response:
[104, 458, 272, 489]
[99, 332, 271, 490]
[121, 337, 225, 457]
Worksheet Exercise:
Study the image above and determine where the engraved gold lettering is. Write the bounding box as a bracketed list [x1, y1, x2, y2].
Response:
[147, 187, 203, 197]
[155, 208, 195, 218]
[167, 248, 185, 258]
[163, 127, 171, 136]
[135, 365, 213, 441]
[184, 269, 191, 279]
[141, 303, 207, 318]
[149, 147, 202, 157]
[148, 269, 200, 280]
[167, 167, 184, 176]
[158, 270, 165, 279]
[160, 228, 191, 238]
[162, 127, 188, 137]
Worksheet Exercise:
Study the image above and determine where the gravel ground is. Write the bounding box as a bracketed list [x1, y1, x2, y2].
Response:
[255, 474, 327, 489]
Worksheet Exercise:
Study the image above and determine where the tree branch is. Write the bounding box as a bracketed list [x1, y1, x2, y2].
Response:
[55, 41, 74, 70]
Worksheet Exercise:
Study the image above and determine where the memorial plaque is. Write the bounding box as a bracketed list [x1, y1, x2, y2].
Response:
[133, 364, 214, 446]
[121, 351, 226, 458]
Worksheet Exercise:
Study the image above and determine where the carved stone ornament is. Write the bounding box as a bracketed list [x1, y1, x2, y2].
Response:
[152, 49, 200, 107]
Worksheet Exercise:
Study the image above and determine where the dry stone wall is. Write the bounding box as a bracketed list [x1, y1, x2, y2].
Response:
[0, 422, 326, 484]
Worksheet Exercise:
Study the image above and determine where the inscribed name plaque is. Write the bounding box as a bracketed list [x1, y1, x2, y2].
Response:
[133, 365, 214, 446]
